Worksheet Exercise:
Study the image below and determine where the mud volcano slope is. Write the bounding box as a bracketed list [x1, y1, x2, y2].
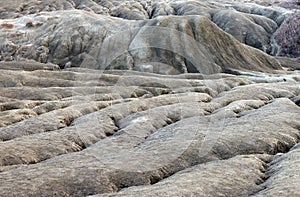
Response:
[0, 9, 282, 74]
[0, 0, 300, 196]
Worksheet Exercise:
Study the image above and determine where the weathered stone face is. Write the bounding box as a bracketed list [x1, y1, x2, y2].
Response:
[0, 0, 299, 196]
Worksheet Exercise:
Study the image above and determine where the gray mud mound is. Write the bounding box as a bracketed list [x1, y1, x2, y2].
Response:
[0, 0, 299, 196]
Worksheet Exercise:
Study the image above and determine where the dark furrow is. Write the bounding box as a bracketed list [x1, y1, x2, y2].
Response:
[250, 126, 300, 196]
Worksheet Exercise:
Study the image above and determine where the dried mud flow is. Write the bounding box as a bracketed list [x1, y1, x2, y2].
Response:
[0, 0, 299, 196]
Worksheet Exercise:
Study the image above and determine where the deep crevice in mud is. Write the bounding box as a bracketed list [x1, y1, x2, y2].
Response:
[250, 129, 300, 195]
[247, 158, 272, 195]
[110, 154, 274, 196]
[114, 132, 300, 195]
[114, 103, 300, 193]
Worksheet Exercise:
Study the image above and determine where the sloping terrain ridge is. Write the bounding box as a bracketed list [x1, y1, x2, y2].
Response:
[0, 0, 299, 196]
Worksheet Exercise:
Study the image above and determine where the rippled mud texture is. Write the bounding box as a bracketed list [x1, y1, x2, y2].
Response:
[0, 0, 299, 196]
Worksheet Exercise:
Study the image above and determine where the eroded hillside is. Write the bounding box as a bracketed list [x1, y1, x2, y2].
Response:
[0, 0, 299, 196]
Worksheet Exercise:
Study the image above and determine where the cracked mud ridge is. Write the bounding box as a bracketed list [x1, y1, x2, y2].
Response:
[0, 0, 299, 196]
